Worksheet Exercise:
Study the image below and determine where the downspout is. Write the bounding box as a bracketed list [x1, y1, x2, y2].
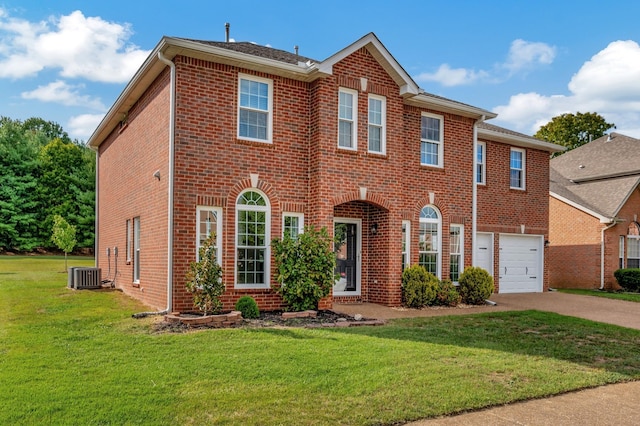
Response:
[600, 220, 619, 289]
[472, 116, 485, 267]
[158, 51, 176, 312]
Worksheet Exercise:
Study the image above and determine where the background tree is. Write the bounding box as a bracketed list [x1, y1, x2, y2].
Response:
[0, 116, 95, 252]
[534, 112, 615, 156]
[51, 215, 77, 271]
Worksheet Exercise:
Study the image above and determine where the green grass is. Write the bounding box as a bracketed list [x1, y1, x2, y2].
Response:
[2, 256, 640, 425]
[558, 288, 640, 303]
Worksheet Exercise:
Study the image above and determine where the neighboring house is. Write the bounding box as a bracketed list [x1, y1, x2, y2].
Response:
[88, 32, 563, 313]
[549, 133, 640, 289]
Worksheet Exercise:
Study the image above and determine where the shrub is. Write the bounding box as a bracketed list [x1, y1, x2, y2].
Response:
[185, 233, 224, 315]
[436, 279, 461, 307]
[458, 266, 494, 305]
[272, 226, 336, 312]
[402, 265, 438, 308]
[614, 268, 640, 292]
[235, 296, 260, 319]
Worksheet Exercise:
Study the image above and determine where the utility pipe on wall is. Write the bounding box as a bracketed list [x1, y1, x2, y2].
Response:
[157, 51, 176, 312]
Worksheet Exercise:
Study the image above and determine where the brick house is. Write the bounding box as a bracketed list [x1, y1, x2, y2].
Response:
[88, 32, 563, 313]
[549, 133, 640, 289]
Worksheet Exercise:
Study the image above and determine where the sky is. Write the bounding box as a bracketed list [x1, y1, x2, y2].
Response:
[2, 0, 640, 142]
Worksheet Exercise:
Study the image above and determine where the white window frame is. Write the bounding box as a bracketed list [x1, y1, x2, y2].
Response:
[196, 207, 223, 264]
[133, 216, 140, 284]
[283, 212, 304, 240]
[476, 141, 486, 185]
[420, 112, 444, 168]
[510, 147, 526, 190]
[235, 189, 271, 289]
[628, 236, 640, 269]
[402, 220, 411, 271]
[449, 224, 464, 283]
[338, 87, 358, 150]
[237, 73, 273, 143]
[126, 219, 132, 264]
[620, 235, 625, 269]
[418, 205, 442, 278]
[368, 94, 386, 154]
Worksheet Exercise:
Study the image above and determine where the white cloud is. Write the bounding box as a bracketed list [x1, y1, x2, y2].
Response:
[414, 64, 488, 87]
[67, 113, 105, 141]
[492, 40, 640, 138]
[21, 80, 105, 110]
[504, 39, 556, 74]
[0, 9, 150, 82]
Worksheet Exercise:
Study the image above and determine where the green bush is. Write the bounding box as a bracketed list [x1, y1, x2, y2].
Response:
[614, 268, 640, 292]
[402, 265, 438, 308]
[185, 233, 224, 315]
[235, 296, 260, 319]
[272, 226, 336, 312]
[436, 279, 461, 307]
[458, 266, 494, 305]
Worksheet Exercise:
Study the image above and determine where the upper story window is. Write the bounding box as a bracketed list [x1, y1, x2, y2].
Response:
[236, 190, 270, 288]
[238, 74, 273, 143]
[196, 207, 223, 264]
[283, 213, 304, 240]
[418, 205, 441, 277]
[510, 148, 525, 190]
[476, 142, 486, 185]
[368, 94, 386, 154]
[338, 88, 358, 150]
[421, 113, 444, 167]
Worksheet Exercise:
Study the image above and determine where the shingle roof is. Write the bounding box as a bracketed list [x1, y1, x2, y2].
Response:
[550, 132, 640, 219]
[175, 38, 315, 65]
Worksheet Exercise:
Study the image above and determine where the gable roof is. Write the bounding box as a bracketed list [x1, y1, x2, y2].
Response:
[550, 132, 640, 222]
[478, 122, 565, 153]
[87, 33, 496, 148]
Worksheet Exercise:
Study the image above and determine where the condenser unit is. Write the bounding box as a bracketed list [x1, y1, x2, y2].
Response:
[68, 267, 102, 289]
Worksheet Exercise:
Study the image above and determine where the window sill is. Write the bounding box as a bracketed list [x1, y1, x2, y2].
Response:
[132, 282, 140, 288]
[420, 164, 444, 170]
[336, 148, 359, 155]
[366, 151, 387, 159]
[236, 138, 274, 147]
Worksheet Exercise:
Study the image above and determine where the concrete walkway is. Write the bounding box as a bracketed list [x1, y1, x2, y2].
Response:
[332, 292, 640, 425]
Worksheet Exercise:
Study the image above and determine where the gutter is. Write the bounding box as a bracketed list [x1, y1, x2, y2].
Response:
[472, 116, 485, 267]
[157, 51, 176, 312]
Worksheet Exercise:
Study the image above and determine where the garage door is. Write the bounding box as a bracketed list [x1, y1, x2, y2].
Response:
[499, 234, 543, 293]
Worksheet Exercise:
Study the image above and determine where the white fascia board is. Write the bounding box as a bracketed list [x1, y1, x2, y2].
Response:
[479, 128, 565, 153]
[550, 191, 614, 223]
[406, 94, 496, 120]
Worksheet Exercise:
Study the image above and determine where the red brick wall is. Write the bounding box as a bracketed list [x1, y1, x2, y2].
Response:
[97, 69, 171, 310]
[550, 186, 640, 289]
[477, 139, 551, 291]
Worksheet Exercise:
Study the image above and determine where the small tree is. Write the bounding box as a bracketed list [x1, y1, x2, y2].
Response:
[51, 214, 76, 272]
[272, 226, 336, 312]
[534, 112, 614, 156]
[185, 233, 224, 315]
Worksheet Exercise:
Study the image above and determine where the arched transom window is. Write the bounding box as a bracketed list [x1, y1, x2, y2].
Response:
[419, 205, 441, 277]
[236, 190, 270, 288]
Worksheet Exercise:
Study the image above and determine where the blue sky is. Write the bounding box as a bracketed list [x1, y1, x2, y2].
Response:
[2, 0, 640, 141]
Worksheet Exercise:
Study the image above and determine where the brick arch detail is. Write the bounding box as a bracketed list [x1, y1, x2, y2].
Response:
[332, 190, 391, 211]
[227, 177, 281, 213]
[413, 196, 448, 222]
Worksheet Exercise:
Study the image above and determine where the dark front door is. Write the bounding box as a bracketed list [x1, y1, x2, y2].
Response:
[335, 222, 357, 292]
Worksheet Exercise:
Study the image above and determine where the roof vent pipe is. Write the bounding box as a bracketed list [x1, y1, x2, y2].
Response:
[225, 22, 230, 42]
[294, 45, 299, 56]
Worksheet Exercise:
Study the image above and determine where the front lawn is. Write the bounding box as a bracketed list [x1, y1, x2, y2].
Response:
[2, 256, 640, 425]
[557, 288, 640, 303]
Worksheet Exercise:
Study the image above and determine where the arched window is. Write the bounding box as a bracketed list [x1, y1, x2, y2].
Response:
[419, 205, 441, 277]
[236, 190, 270, 288]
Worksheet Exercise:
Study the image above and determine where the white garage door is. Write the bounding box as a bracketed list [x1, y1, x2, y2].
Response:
[499, 234, 543, 293]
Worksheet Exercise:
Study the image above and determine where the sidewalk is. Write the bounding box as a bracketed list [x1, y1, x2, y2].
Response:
[333, 292, 640, 425]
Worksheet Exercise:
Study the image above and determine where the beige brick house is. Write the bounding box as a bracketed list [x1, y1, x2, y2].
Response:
[549, 133, 640, 289]
[88, 33, 563, 312]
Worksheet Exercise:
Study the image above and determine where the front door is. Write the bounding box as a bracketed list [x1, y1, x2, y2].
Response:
[334, 220, 360, 295]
